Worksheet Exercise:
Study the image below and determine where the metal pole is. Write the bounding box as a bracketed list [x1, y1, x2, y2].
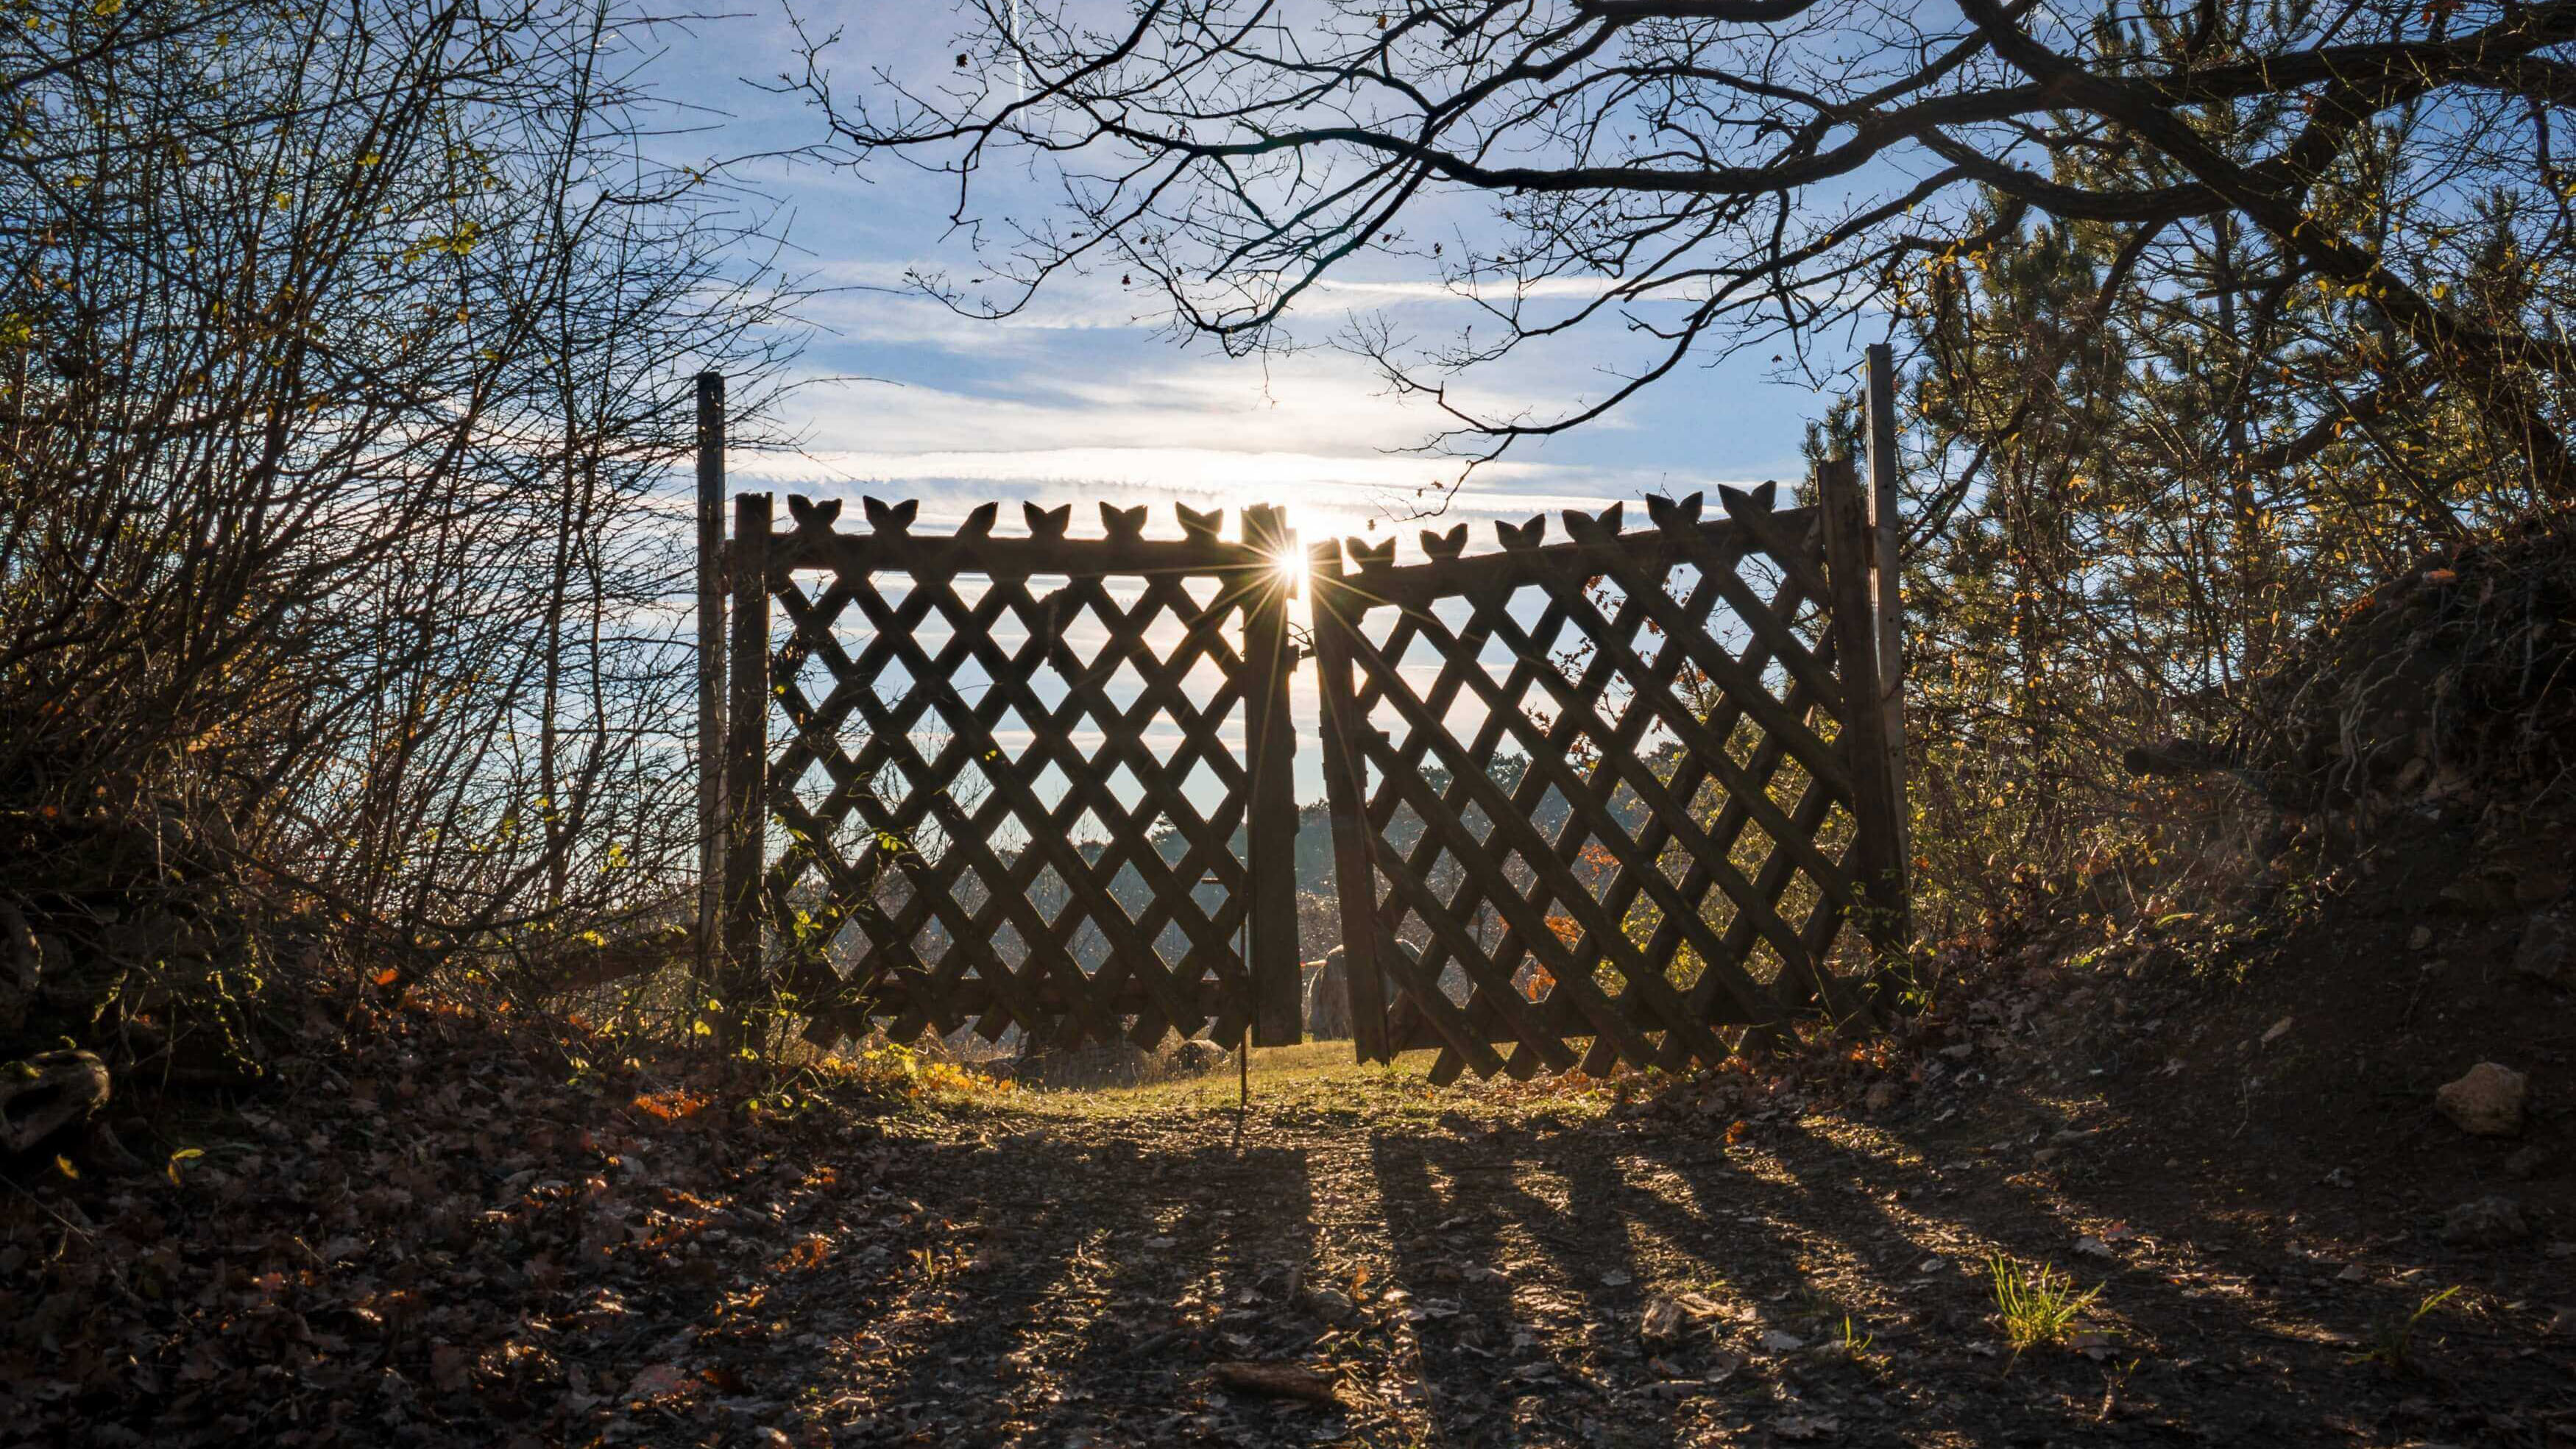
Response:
[694, 373, 726, 985]
[1206, 871, 1253, 1134]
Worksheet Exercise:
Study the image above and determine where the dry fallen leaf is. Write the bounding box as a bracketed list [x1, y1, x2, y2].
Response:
[1641, 1295, 1688, 1344]
[1774, 1411, 1841, 1441]
[626, 1362, 691, 1400]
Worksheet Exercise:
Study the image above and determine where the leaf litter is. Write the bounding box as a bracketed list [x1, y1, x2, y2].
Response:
[7, 993, 2575, 1447]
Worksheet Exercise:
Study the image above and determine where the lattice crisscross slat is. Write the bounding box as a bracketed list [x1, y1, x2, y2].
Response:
[725, 498, 1304, 1055]
[1310, 481, 1906, 1079]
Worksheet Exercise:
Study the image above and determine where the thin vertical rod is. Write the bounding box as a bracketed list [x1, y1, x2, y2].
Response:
[694, 373, 726, 985]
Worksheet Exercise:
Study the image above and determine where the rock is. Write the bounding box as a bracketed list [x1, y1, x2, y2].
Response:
[0, 1049, 110, 1155]
[2410, 924, 2436, 951]
[2442, 1194, 2529, 1247]
[2435, 1062, 2528, 1137]
[2516, 913, 2570, 983]
[1863, 1080, 1901, 1113]
[1303, 1286, 1356, 1325]
[2507, 1145, 2554, 1180]
[1303, 950, 1352, 1041]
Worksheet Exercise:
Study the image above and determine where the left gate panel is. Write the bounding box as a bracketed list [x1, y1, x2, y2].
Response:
[731, 497, 1301, 1056]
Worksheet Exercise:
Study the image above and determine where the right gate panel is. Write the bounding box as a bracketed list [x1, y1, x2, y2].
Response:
[1308, 481, 1902, 1083]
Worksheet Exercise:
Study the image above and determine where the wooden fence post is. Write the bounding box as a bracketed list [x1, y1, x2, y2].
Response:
[1817, 458, 1910, 963]
[722, 492, 772, 1048]
[695, 373, 726, 985]
[1864, 344, 1911, 877]
[1242, 506, 1304, 1046]
[1307, 542, 1392, 1064]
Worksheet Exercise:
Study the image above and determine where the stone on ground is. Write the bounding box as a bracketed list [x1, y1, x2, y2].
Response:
[2435, 1061, 2529, 1136]
[1305, 949, 1352, 1040]
[2516, 912, 2569, 982]
[2442, 1194, 2530, 1246]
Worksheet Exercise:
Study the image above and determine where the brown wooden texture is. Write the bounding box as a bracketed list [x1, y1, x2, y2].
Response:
[722, 492, 773, 1041]
[695, 373, 726, 988]
[1309, 542, 1393, 1064]
[1864, 344, 1912, 888]
[1309, 483, 1908, 1077]
[1818, 458, 1907, 962]
[1239, 505, 1303, 1046]
[740, 497, 1304, 1055]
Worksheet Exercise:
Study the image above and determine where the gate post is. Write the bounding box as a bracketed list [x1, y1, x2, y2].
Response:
[1307, 541, 1392, 1064]
[1864, 345, 1911, 872]
[695, 373, 726, 988]
[1242, 505, 1303, 1046]
[1818, 458, 1911, 962]
[721, 492, 773, 1049]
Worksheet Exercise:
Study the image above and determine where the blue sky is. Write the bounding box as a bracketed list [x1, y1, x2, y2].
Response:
[666, 5, 1847, 529]
[658, 4, 1863, 811]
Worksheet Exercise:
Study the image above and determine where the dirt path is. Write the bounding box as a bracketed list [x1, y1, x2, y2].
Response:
[16, 1029, 2567, 1448]
[670, 1051, 2575, 1448]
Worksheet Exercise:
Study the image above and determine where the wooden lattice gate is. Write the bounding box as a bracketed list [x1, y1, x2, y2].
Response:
[716, 496, 1306, 1053]
[698, 380, 1908, 1077]
[1306, 460, 1909, 1083]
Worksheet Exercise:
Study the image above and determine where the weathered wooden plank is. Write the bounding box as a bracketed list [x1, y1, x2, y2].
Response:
[1817, 457, 1904, 979]
[774, 527, 1275, 578]
[1242, 506, 1304, 1047]
[696, 373, 726, 989]
[1307, 545, 1394, 1065]
[1324, 506, 1821, 609]
[722, 492, 773, 1039]
[1865, 342, 1913, 913]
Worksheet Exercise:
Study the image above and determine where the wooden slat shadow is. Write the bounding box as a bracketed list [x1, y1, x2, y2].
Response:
[1309, 476, 1906, 1083]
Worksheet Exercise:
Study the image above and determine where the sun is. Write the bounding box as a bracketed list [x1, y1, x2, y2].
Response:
[1275, 540, 1312, 596]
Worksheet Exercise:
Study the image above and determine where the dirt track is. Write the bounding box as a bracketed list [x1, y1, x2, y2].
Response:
[696, 1050, 2575, 1448]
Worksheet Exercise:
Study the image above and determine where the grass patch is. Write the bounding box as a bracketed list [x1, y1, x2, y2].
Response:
[1989, 1253, 2102, 1354]
[2360, 1285, 2459, 1375]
